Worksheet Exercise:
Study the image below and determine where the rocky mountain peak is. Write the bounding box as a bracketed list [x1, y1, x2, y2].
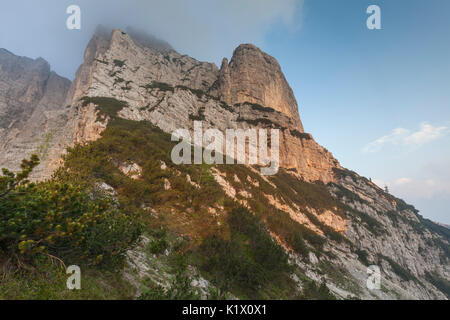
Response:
[0, 49, 50, 81]
[0, 51, 71, 178]
[217, 43, 304, 131]
[0, 28, 339, 183]
[52, 28, 338, 183]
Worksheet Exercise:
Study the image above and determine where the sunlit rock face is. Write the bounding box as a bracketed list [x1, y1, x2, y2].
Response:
[0, 27, 336, 183]
[215, 44, 303, 132]
[60, 29, 340, 183]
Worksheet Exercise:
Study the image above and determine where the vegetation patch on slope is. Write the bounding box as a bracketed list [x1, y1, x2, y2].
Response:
[81, 96, 128, 121]
[0, 155, 141, 299]
[196, 207, 295, 299]
[1, 114, 358, 299]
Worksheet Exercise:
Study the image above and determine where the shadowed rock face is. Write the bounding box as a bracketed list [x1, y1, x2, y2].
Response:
[0, 49, 71, 178]
[216, 44, 304, 132]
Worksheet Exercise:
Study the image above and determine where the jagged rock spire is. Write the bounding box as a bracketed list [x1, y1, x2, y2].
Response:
[217, 44, 304, 132]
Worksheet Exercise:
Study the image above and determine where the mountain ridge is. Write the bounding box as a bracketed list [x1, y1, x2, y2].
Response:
[0, 28, 448, 300]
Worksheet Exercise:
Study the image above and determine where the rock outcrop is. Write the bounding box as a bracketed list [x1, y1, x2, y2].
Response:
[326, 172, 449, 299]
[214, 44, 303, 131]
[0, 48, 71, 179]
[60, 28, 340, 183]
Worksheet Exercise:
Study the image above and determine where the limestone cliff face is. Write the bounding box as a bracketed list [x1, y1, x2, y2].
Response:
[0, 49, 71, 179]
[215, 44, 303, 132]
[327, 173, 449, 299]
[61, 31, 447, 300]
[0, 29, 448, 300]
[65, 29, 339, 183]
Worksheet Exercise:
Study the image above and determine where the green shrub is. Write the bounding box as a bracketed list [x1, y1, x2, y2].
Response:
[236, 116, 277, 128]
[292, 232, 309, 257]
[290, 130, 312, 140]
[242, 102, 275, 113]
[425, 272, 450, 298]
[330, 183, 367, 204]
[139, 255, 200, 300]
[176, 85, 206, 99]
[113, 59, 126, 68]
[141, 81, 174, 93]
[299, 280, 336, 300]
[378, 255, 416, 282]
[355, 249, 370, 266]
[148, 238, 169, 255]
[200, 235, 267, 290]
[198, 207, 291, 296]
[265, 209, 318, 254]
[219, 102, 233, 112]
[0, 156, 141, 268]
[271, 170, 346, 218]
[95, 59, 108, 65]
[80, 96, 128, 121]
[138, 283, 167, 300]
[348, 208, 386, 236]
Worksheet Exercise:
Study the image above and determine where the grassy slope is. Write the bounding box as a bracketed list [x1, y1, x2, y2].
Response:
[0, 97, 366, 299]
[55, 116, 307, 299]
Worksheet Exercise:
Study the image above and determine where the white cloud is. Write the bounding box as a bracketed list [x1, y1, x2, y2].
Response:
[371, 159, 450, 223]
[372, 179, 386, 189]
[363, 122, 448, 153]
[0, 0, 304, 79]
[373, 177, 413, 190]
[401, 178, 450, 199]
[111, 0, 304, 61]
[404, 123, 448, 146]
[374, 177, 450, 200]
[394, 177, 413, 185]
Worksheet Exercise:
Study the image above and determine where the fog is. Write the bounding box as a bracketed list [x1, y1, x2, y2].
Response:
[0, 0, 303, 79]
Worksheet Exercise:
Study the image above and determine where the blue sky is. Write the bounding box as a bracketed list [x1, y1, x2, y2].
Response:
[0, 0, 449, 223]
[265, 0, 450, 224]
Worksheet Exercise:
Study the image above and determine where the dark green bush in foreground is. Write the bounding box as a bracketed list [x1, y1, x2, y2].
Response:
[0, 155, 141, 268]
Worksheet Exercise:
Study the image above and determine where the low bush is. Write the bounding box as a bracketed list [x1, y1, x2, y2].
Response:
[378, 255, 416, 282]
[139, 255, 200, 300]
[198, 207, 291, 297]
[425, 272, 450, 298]
[299, 280, 336, 300]
[142, 81, 174, 93]
[80, 96, 128, 121]
[148, 238, 169, 255]
[113, 59, 126, 68]
[0, 155, 141, 268]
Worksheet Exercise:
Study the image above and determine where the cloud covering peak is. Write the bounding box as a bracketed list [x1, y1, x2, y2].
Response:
[0, 0, 303, 79]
